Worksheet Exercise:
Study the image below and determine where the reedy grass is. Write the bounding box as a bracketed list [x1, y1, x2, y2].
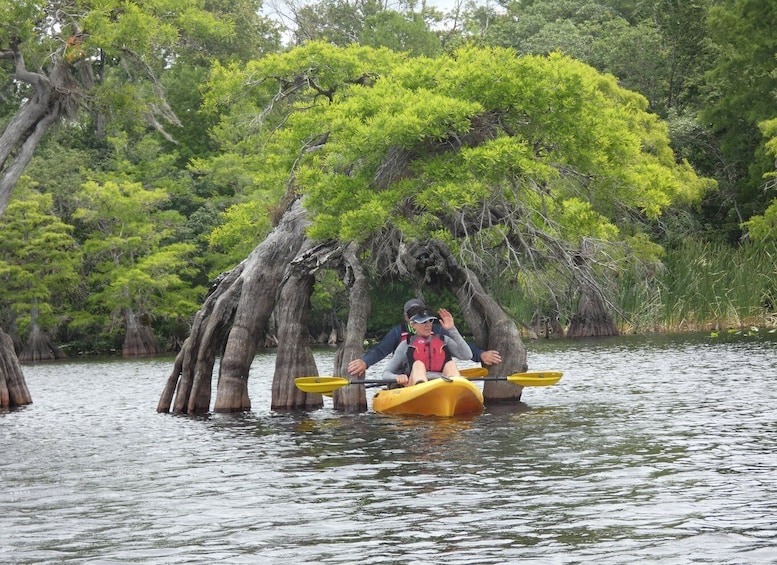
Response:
[492, 239, 777, 336]
[656, 239, 777, 332]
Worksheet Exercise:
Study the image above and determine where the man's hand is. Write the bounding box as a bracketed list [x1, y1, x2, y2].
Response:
[347, 358, 367, 377]
[396, 374, 409, 386]
[437, 308, 455, 330]
[480, 350, 502, 365]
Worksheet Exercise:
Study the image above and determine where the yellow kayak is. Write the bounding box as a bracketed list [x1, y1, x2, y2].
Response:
[372, 376, 484, 417]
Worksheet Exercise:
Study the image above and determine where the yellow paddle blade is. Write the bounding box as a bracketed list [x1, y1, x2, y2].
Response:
[460, 367, 489, 378]
[295, 377, 350, 394]
[506, 371, 563, 387]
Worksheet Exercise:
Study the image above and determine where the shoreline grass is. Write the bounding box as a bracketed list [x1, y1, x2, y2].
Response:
[499, 239, 777, 337]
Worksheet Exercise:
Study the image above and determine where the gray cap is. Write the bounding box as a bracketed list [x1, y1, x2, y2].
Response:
[403, 298, 425, 316]
[409, 309, 437, 324]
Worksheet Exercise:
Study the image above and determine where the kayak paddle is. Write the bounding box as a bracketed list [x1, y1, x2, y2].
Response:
[477, 371, 563, 387]
[295, 377, 396, 394]
[300, 366, 486, 395]
[294, 371, 562, 394]
[460, 367, 489, 378]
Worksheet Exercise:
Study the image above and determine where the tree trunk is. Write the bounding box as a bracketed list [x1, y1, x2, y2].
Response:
[122, 308, 161, 357]
[19, 318, 66, 363]
[332, 243, 371, 412]
[158, 199, 319, 414]
[157, 264, 245, 414]
[0, 51, 68, 217]
[0, 327, 32, 407]
[403, 240, 527, 403]
[567, 240, 619, 338]
[567, 283, 619, 337]
[530, 309, 564, 338]
[158, 210, 534, 414]
[0, 51, 78, 406]
[270, 252, 320, 410]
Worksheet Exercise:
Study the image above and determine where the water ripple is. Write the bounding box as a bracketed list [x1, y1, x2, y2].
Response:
[3, 334, 777, 563]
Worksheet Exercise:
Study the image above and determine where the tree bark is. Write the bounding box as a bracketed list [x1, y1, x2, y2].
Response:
[0, 327, 32, 407]
[19, 319, 66, 363]
[567, 283, 619, 337]
[158, 209, 534, 414]
[0, 50, 69, 217]
[122, 308, 161, 357]
[270, 250, 321, 411]
[0, 51, 74, 405]
[530, 309, 564, 338]
[567, 241, 619, 338]
[158, 199, 316, 414]
[402, 240, 527, 403]
[157, 264, 244, 414]
[332, 243, 371, 412]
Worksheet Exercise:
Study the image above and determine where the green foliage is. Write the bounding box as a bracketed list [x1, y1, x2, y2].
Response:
[0, 183, 82, 338]
[0, 1, 41, 46]
[741, 205, 777, 243]
[1, 0, 251, 166]
[462, 0, 698, 116]
[271, 0, 439, 55]
[49, 0, 232, 131]
[198, 42, 404, 249]
[661, 238, 777, 330]
[202, 42, 403, 116]
[5, 0, 775, 350]
[360, 11, 442, 57]
[702, 0, 777, 229]
[284, 46, 713, 249]
[199, 42, 717, 339]
[79, 0, 234, 61]
[762, 117, 777, 160]
[111, 242, 204, 318]
[741, 117, 777, 242]
[308, 269, 348, 338]
[199, 41, 719, 337]
[289, 0, 384, 46]
[207, 200, 273, 272]
[162, 64, 218, 167]
[21, 138, 96, 222]
[73, 177, 203, 335]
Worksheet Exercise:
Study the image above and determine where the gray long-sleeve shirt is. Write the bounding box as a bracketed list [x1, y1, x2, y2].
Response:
[383, 327, 472, 379]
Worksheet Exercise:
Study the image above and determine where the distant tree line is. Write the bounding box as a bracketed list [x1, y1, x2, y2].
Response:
[1, 0, 776, 377]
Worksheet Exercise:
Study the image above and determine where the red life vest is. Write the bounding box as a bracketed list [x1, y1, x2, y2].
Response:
[406, 334, 450, 372]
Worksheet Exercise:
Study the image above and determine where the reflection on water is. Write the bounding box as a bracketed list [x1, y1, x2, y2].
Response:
[2, 332, 777, 564]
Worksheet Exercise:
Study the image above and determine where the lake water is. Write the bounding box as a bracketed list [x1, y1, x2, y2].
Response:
[3, 331, 777, 564]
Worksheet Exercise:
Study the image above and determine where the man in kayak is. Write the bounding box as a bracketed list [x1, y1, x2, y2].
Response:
[383, 307, 472, 386]
[346, 298, 502, 377]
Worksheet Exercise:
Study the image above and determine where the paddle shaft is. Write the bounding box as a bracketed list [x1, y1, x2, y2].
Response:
[351, 370, 484, 388]
[347, 378, 400, 387]
[294, 370, 561, 394]
[350, 375, 463, 388]
[319, 367, 484, 387]
[360, 375, 500, 389]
